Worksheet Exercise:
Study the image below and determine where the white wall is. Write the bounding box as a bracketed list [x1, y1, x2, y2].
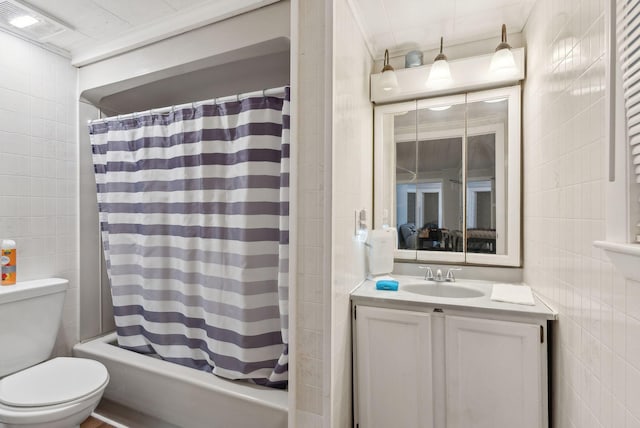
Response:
[523, 0, 640, 426]
[330, 0, 373, 426]
[0, 30, 79, 356]
[292, 1, 373, 426]
[292, 0, 331, 425]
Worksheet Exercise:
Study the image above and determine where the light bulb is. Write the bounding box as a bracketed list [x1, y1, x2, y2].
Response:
[426, 37, 452, 88]
[490, 48, 517, 75]
[490, 24, 518, 77]
[427, 59, 452, 87]
[378, 49, 399, 92]
[380, 69, 399, 92]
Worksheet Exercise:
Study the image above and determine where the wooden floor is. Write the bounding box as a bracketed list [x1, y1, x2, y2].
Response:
[88, 399, 179, 428]
[81, 416, 118, 428]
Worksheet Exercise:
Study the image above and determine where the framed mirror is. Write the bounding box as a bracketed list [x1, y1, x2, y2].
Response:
[374, 85, 521, 266]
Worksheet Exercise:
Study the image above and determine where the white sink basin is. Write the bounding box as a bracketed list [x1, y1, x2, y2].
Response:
[402, 283, 485, 299]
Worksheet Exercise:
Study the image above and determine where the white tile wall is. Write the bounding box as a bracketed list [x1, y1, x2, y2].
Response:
[0, 32, 78, 356]
[330, 0, 373, 426]
[294, 0, 372, 426]
[523, 0, 640, 426]
[294, 0, 330, 425]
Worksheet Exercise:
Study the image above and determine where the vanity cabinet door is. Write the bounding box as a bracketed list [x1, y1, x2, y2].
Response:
[444, 316, 542, 428]
[355, 306, 434, 428]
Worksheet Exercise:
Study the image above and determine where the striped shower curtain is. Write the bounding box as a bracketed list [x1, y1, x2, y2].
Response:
[88, 87, 290, 387]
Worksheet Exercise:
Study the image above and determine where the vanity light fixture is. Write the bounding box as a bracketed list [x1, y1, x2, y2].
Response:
[490, 24, 518, 75]
[427, 37, 452, 87]
[379, 49, 399, 92]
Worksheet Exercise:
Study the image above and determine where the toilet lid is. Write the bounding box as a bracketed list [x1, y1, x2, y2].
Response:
[0, 357, 108, 407]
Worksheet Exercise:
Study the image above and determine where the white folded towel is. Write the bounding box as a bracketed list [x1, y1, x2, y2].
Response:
[490, 284, 535, 306]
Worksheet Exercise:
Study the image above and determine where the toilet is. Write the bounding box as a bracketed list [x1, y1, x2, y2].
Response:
[0, 278, 109, 428]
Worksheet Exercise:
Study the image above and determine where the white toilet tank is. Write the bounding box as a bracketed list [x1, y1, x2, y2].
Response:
[0, 278, 68, 377]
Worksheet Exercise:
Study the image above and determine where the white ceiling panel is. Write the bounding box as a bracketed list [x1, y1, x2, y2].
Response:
[454, 0, 518, 16]
[26, 0, 131, 38]
[163, 0, 210, 11]
[44, 28, 88, 49]
[95, 0, 175, 26]
[351, 0, 391, 40]
[7, 0, 279, 64]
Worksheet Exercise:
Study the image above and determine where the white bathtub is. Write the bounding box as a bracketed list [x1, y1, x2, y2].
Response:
[73, 332, 288, 428]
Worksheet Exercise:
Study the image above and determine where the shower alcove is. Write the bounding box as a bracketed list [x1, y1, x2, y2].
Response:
[75, 2, 291, 427]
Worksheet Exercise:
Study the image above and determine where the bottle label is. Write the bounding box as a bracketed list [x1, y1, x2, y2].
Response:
[1, 249, 16, 285]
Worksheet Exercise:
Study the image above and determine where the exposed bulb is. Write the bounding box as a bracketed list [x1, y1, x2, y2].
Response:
[379, 49, 399, 92]
[490, 24, 518, 77]
[427, 37, 452, 88]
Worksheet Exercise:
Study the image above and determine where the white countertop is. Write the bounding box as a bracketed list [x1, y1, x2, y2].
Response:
[351, 275, 557, 321]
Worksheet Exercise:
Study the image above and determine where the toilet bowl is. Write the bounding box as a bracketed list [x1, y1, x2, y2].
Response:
[0, 357, 109, 428]
[0, 278, 110, 427]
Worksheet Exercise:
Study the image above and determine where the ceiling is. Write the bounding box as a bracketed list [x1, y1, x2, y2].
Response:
[7, 0, 279, 65]
[7, 0, 536, 65]
[24, 0, 213, 51]
[394, 100, 507, 176]
[348, 0, 537, 59]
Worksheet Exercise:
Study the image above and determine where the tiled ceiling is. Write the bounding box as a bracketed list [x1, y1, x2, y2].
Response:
[10, 0, 278, 64]
[348, 0, 537, 59]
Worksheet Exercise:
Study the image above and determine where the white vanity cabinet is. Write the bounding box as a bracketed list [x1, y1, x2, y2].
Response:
[354, 306, 435, 428]
[352, 285, 555, 428]
[445, 316, 543, 428]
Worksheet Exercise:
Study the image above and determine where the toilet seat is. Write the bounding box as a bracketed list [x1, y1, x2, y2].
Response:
[0, 384, 107, 427]
[0, 357, 108, 407]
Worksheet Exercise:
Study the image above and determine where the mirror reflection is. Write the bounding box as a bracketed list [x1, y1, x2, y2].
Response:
[374, 86, 521, 266]
[395, 103, 465, 253]
[466, 98, 508, 255]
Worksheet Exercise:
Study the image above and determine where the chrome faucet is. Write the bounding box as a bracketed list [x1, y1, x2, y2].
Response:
[445, 268, 462, 282]
[419, 266, 462, 282]
[419, 265, 434, 280]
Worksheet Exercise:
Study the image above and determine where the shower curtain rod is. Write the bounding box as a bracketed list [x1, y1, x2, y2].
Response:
[89, 85, 288, 124]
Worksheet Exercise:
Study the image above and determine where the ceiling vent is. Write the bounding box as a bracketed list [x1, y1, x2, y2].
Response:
[0, 0, 72, 42]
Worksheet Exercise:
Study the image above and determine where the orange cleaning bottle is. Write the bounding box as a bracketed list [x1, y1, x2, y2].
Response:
[1, 239, 16, 285]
